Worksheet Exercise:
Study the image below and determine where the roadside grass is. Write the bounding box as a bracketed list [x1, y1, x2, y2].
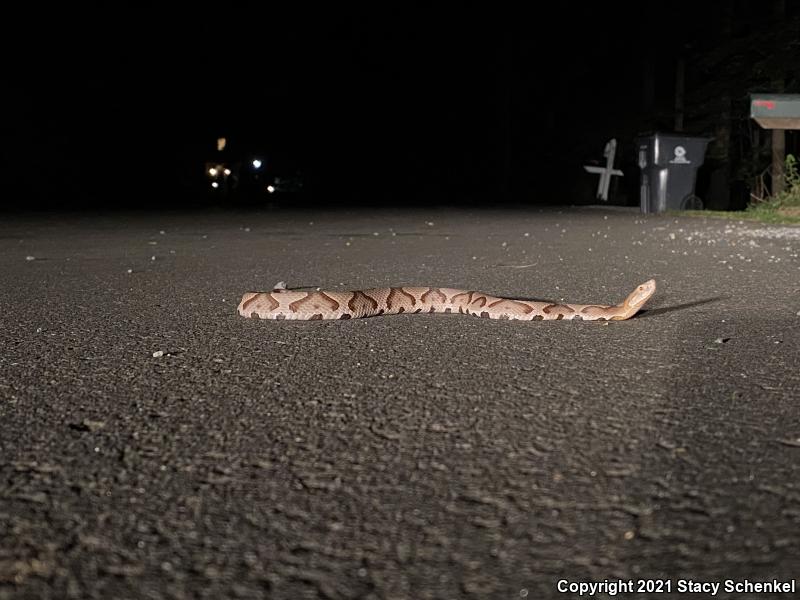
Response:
[673, 154, 800, 225]
[673, 206, 800, 225]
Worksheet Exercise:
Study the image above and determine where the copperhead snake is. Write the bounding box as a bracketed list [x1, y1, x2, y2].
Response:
[237, 279, 656, 321]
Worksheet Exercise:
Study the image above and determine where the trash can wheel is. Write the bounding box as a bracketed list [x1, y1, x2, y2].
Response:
[681, 194, 704, 210]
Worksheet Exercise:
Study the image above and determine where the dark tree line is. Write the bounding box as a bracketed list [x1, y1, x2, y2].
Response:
[638, 1, 800, 208]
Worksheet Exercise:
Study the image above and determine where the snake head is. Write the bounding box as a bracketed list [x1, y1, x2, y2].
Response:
[624, 279, 657, 310]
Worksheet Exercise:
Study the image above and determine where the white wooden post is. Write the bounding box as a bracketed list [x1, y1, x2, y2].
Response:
[583, 138, 624, 201]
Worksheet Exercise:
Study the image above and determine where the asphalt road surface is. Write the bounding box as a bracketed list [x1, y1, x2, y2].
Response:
[1, 207, 799, 600]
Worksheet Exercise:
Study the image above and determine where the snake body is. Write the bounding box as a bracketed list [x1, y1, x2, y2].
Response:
[237, 280, 656, 321]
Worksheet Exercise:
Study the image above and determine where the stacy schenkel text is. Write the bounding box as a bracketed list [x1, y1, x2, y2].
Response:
[556, 578, 796, 596]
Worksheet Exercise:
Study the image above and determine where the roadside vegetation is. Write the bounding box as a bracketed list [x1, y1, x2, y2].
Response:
[677, 155, 800, 225]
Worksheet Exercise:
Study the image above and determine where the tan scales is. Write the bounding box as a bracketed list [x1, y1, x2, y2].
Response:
[237, 280, 657, 322]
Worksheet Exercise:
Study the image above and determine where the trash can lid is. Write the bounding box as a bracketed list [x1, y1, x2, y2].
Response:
[637, 132, 714, 143]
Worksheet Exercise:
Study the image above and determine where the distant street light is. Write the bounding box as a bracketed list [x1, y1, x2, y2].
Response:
[252, 159, 262, 170]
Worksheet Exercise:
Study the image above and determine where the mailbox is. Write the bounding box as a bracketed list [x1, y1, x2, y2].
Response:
[751, 94, 800, 130]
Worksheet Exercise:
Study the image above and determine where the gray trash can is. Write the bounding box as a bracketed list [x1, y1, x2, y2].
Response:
[636, 133, 712, 213]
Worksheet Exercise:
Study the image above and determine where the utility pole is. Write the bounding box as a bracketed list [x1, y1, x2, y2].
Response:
[772, 118, 786, 195]
[674, 56, 685, 132]
[771, 0, 786, 194]
[642, 54, 655, 121]
[706, 3, 734, 209]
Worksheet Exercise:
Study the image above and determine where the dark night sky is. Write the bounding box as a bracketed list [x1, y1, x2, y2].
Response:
[2, 3, 796, 208]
